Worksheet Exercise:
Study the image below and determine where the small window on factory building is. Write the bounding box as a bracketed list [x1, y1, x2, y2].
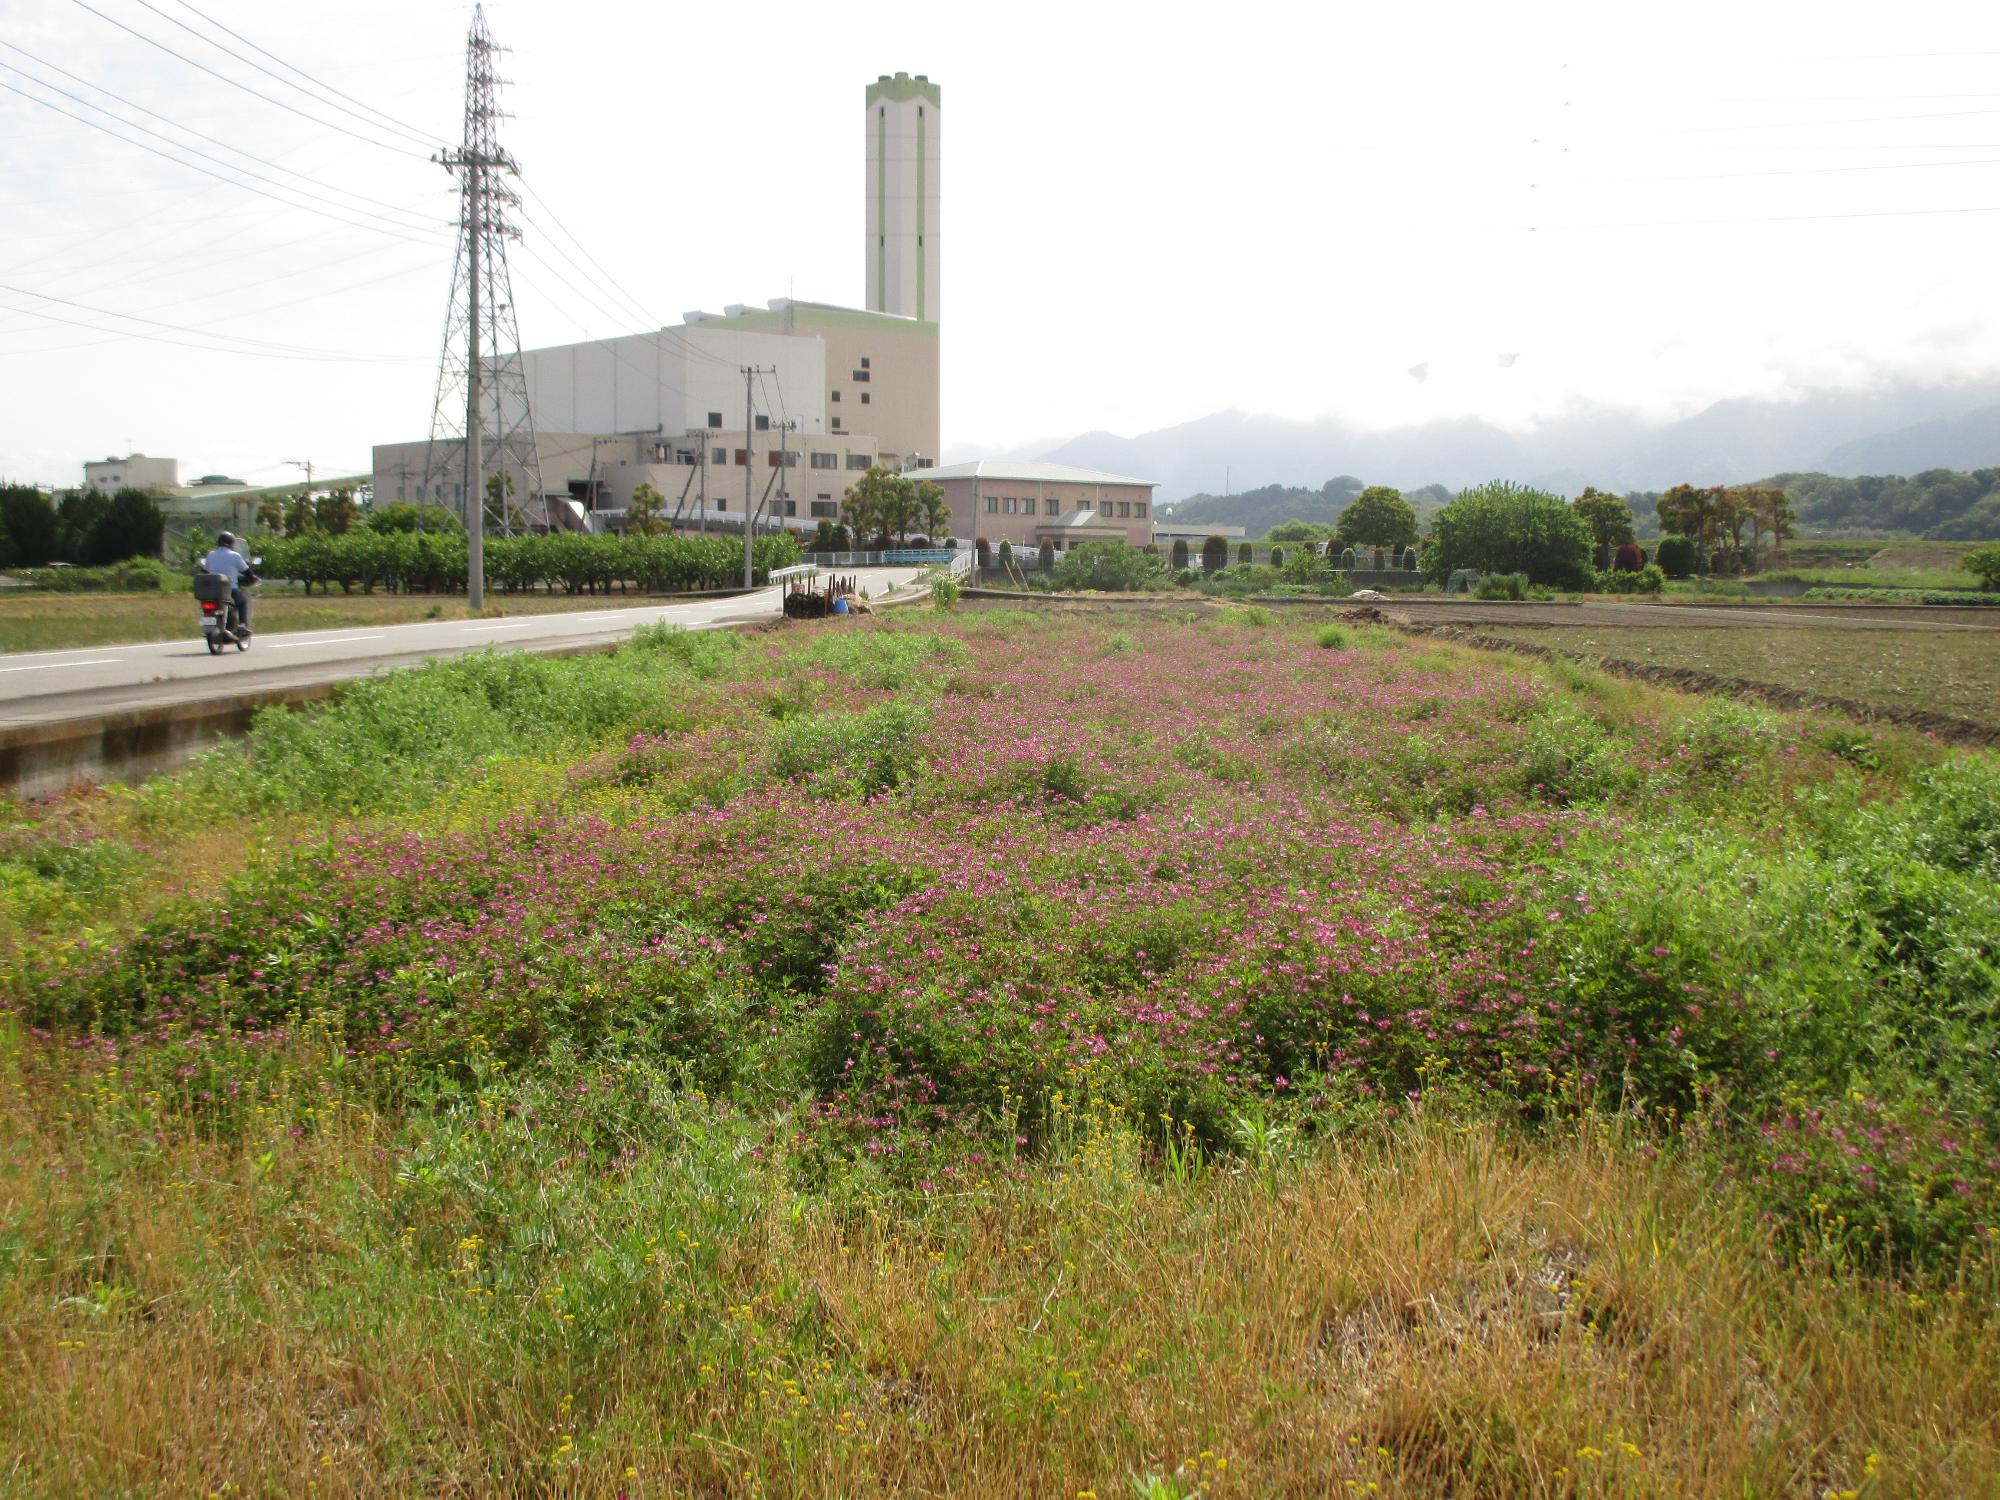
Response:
[851, 369, 869, 383]
[707, 411, 722, 429]
[1136, 503, 1148, 518]
[733, 449, 748, 466]
[831, 390, 840, 401]
[845, 453, 872, 470]
[711, 447, 727, 465]
[1046, 498, 1059, 516]
[755, 414, 770, 431]
[811, 452, 837, 470]
[860, 393, 870, 404]
[985, 497, 997, 513]
[860, 357, 870, 370]
[811, 500, 837, 517]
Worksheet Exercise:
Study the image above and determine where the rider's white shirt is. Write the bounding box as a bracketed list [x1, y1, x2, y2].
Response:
[202, 547, 248, 582]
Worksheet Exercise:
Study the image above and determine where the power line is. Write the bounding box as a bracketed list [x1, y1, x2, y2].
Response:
[67, 0, 429, 158]
[2, 256, 435, 358]
[1560, 202, 2000, 231]
[1687, 104, 2000, 132]
[1630, 155, 2000, 183]
[153, 0, 447, 147]
[0, 281, 430, 358]
[0, 78, 445, 246]
[0, 50, 442, 233]
[0, 290, 428, 364]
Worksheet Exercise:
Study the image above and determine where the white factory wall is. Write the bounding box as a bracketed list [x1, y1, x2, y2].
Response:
[516, 326, 826, 440]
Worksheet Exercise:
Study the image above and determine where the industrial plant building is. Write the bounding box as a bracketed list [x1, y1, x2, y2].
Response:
[373, 74, 942, 535]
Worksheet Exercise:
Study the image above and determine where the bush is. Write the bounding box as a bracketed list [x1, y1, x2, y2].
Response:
[997, 539, 1015, 570]
[1315, 623, 1349, 650]
[1170, 539, 1189, 571]
[929, 572, 961, 611]
[1237, 543, 1252, 565]
[1268, 547, 1283, 569]
[1613, 541, 1645, 572]
[1037, 539, 1055, 570]
[1201, 535, 1229, 574]
[1473, 572, 1527, 600]
[1596, 564, 1665, 595]
[1051, 540, 1167, 592]
[1656, 536, 1697, 579]
[1965, 541, 2000, 589]
[1800, 586, 1998, 606]
[10, 556, 177, 592]
[1422, 481, 1594, 589]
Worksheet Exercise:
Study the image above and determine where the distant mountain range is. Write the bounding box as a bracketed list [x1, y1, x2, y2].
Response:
[1007, 382, 2000, 508]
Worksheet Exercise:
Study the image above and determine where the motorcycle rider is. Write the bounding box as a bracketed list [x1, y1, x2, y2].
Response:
[201, 530, 253, 637]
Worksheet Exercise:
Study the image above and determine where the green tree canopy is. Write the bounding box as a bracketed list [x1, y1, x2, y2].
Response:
[92, 489, 165, 563]
[625, 483, 667, 536]
[1336, 486, 1419, 550]
[1573, 487, 1637, 551]
[841, 468, 946, 546]
[1964, 541, 2000, 589]
[1266, 519, 1337, 544]
[0, 485, 58, 568]
[1421, 481, 1593, 589]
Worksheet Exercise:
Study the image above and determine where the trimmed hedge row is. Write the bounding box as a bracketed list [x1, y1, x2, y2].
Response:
[258, 530, 802, 595]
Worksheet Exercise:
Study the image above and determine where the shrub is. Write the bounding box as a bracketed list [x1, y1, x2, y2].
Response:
[1402, 547, 1419, 571]
[1597, 564, 1664, 595]
[1170, 539, 1189, 571]
[1656, 536, 1697, 579]
[1037, 539, 1055, 570]
[1613, 541, 1645, 572]
[1237, 543, 1252, 565]
[1201, 535, 1229, 574]
[997, 539, 1015, 570]
[1051, 540, 1167, 592]
[1315, 623, 1349, 650]
[1965, 541, 2000, 589]
[1473, 572, 1527, 600]
[929, 572, 961, 610]
[1268, 547, 1284, 569]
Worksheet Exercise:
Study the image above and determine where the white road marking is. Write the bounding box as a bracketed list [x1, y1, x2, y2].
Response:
[463, 621, 536, 633]
[266, 634, 387, 649]
[0, 644, 142, 662]
[0, 657, 119, 673]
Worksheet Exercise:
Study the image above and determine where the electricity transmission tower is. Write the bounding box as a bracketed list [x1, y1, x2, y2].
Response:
[424, 5, 541, 610]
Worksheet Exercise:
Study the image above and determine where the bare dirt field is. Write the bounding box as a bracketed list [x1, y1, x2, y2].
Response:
[1474, 620, 2000, 729]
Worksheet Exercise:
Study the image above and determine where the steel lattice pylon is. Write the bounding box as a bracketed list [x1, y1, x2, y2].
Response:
[423, 5, 542, 541]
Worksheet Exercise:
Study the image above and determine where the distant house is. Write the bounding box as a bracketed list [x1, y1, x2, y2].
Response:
[927, 460, 1156, 550]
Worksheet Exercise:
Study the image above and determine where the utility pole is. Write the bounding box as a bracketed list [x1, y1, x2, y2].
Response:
[464, 153, 483, 609]
[697, 430, 710, 534]
[741, 365, 774, 587]
[424, 7, 540, 613]
[285, 458, 316, 494]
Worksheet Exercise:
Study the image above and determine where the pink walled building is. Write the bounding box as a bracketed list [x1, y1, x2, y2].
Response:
[926, 460, 1158, 552]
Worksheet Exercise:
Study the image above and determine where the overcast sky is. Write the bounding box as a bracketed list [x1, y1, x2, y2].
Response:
[3, 0, 1997, 489]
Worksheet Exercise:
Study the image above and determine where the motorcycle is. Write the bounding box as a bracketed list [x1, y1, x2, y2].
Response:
[193, 559, 261, 654]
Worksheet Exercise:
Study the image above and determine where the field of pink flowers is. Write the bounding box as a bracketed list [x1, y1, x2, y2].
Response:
[3, 606, 1998, 1494]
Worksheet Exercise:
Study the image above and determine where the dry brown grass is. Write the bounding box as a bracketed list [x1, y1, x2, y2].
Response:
[1, 1042, 1992, 1499]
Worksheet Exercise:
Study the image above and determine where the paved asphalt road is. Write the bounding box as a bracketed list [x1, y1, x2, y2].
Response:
[0, 568, 923, 730]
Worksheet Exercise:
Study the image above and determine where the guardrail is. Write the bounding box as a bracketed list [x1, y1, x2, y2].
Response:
[807, 549, 959, 567]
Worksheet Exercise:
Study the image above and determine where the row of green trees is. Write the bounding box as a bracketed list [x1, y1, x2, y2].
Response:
[257, 528, 801, 595]
[0, 485, 165, 570]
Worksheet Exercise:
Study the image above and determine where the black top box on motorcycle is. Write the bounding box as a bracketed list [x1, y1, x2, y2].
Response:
[193, 571, 232, 603]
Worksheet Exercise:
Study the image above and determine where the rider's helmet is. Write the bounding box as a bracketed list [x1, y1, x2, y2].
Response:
[216, 531, 235, 548]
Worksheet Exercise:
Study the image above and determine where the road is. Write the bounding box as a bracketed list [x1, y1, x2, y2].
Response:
[0, 568, 923, 730]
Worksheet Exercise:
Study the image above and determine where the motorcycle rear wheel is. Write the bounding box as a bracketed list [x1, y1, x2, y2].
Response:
[206, 636, 224, 655]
